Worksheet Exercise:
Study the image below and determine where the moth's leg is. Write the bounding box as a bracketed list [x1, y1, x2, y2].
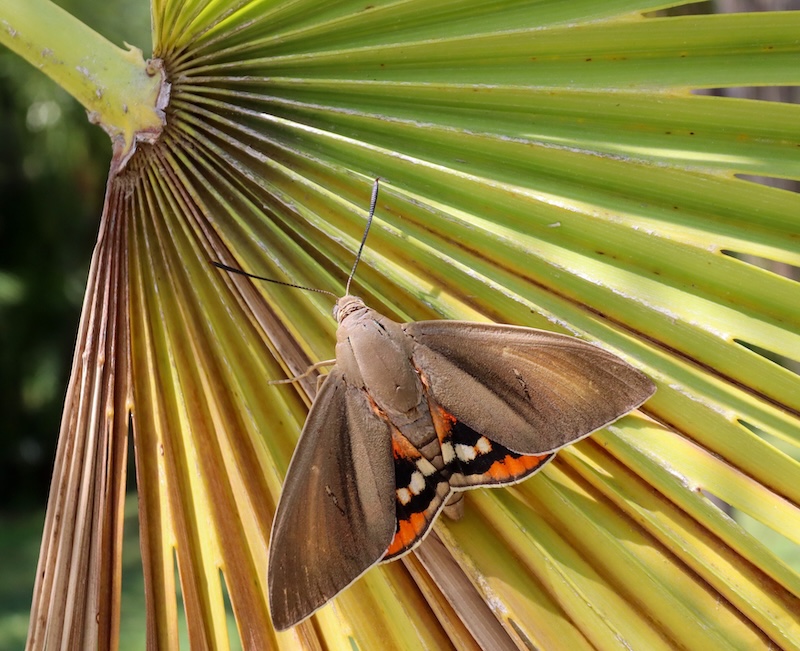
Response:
[442, 492, 464, 520]
[268, 359, 336, 385]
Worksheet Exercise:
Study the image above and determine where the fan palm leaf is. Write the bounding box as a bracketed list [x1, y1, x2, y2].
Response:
[2, 0, 798, 648]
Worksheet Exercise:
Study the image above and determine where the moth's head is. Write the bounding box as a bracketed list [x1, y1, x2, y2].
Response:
[333, 295, 366, 323]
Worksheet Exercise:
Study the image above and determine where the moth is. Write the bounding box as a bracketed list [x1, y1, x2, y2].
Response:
[216, 180, 656, 631]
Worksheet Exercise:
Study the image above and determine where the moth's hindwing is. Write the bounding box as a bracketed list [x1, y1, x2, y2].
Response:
[429, 399, 555, 489]
[381, 394, 555, 562]
[383, 427, 450, 560]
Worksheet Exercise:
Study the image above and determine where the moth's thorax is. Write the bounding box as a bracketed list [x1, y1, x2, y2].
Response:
[334, 298, 424, 418]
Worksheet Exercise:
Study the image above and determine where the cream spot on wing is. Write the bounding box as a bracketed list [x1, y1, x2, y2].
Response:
[416, 457, 437, 476]
[409, 471, 426, 495]
[455, 444, 477, 461]
[396, 487, 412, 505]
[442, 441, 455, 464]
[476, 437, 492, 454]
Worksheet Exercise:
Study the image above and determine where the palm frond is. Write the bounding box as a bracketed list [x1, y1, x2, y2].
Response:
[20, 0, 800, 648]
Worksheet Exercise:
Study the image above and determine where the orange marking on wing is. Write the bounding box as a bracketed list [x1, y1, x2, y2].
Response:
[391, 428, 421, 460]
[429, 400, 457, 444]
[487, 453, 549, 480]
[385, 511, 428, 557]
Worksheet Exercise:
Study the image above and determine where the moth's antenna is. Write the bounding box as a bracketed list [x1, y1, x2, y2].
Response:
[211, 261, 337, 298]
[345, 178, 380, 296]
[215, 179, 380, 298]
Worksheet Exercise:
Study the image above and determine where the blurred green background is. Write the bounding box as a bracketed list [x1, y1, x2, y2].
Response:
[0, 0, 151, 510]
[0, 2, 151, 647]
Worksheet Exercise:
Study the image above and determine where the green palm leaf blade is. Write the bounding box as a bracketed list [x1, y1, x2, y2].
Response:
[15, 0, 800, 648]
